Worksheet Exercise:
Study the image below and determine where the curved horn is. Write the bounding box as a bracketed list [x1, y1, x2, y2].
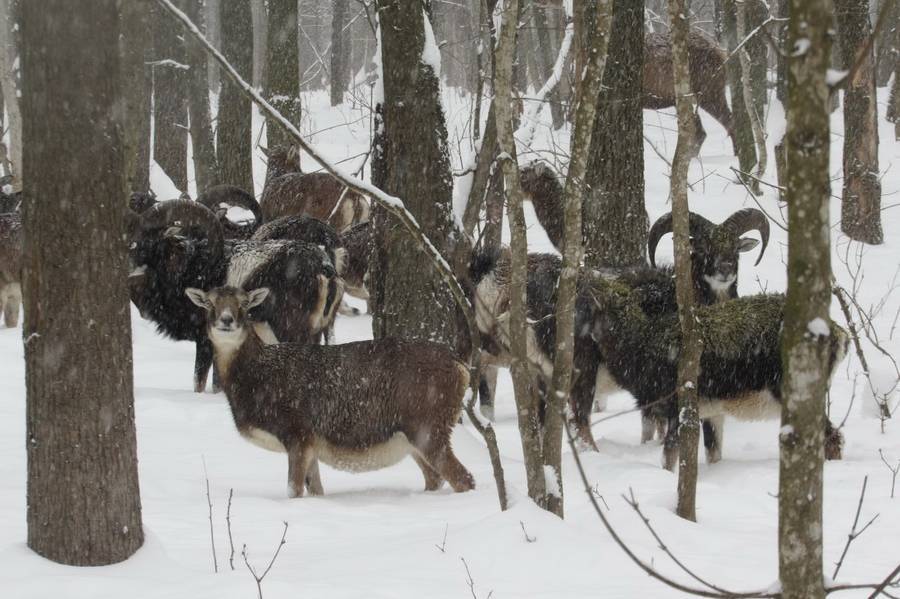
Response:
[140, 199, 225, 263]
[721, 208, 770, 266]
[646, 212, 714, 267]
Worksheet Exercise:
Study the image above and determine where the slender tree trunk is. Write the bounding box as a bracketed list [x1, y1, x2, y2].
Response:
[21, 0, 143, 565]
[217, 0, 254, 192]
[543, 0, 613, 519]
[251, 0, 267, 90]
[370, 0, 465, 355]
[666, 0, 702, 521]
[737, 0, 767, 184]
[874, 0, 897, 86]
[718, 0, 758, 184]
[779, 0, 833, 591]
[331, 0, 350, 106]
[836, 0, 883, 244]
[267, 0, 301, 149]
[120, 0, 152, 194]
[747, 0, 768, 114]
[185, 0, 219, 193]
[583, 0, 647, 269]
[492, 0, 547, 507]
[533, 0, 565, 128]
[152, 4, 189, 191]
[775, 0, 788, 103]
[206, 0, 221, 92]
[889, 21, 900, 139]
[0, 0, 21, 191]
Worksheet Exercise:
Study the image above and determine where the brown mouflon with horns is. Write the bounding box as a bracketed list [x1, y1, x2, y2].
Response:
[186, 286, 475, 497]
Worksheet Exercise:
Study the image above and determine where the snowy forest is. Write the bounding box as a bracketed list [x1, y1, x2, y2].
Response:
[2, 0, 900, 596]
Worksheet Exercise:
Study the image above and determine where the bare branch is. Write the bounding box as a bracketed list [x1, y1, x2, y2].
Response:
[832, 476, 879, 580]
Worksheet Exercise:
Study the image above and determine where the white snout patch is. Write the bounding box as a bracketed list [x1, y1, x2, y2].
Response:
[474, 273, 503, 335]
[313, 433, 413, 473]
[703, 274, 737, 301]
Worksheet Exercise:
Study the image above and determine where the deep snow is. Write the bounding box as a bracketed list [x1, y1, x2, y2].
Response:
[1, 87, 899, 598]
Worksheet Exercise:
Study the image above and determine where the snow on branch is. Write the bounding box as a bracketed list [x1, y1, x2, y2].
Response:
[153, 0, 478, 352]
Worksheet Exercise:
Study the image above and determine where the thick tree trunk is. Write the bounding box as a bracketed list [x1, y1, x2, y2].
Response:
[331, 0, 350, 106]
[120, 0, 152, 193]
[370, 0, 464, 355]
[0, 0, 19, 192]
[779, 0, 833, 591]
[493, 0, 548, 508]
[583, 0, 647, 269]
[718, 0, 758, 185]
[217, 0, 254, 193]
[186, 0, 219, 193]
[544, 0, 613, 519]
[21, 0, 143, 566]
[836, 0, 883, 244]
[152, 4, 189, 191]
[267, 0, 301, 150]
[667, 0, 702, 521]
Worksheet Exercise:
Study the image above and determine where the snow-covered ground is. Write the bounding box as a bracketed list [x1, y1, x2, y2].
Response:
[1, 88, 899, 598]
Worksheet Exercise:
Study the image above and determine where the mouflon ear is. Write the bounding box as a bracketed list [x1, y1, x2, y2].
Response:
[737, 237, 760, 253]
[246, 287, 270, 309]
[185, 288, 209, 309]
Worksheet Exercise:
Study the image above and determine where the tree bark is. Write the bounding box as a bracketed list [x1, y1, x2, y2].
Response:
[370, 0, 465, 355]
[718, 0, 758, 187]
[583, 0, 647, 269]
[836, 0, 884, 244]
[21, 0, 143, 566]
[533, 0, 566, 128]
[217, 0, 254, 192]
[737, 0, 767, 184]
[0, 0, 21, 191]
[543, 0, 613, 519]
[186, 0, 219, 193]
[251, 0, 267, 90]
[331, 0, 350, 106]
[874, 0, 897, 86]
[667, 0, 703, 521]
[267, 0, 301, 150]
[493, 0, 548, 508]
[779, 0, 833, 591]
[152, 3, 189, 191]
[889, 20, 900, 139]
[120, 0, 153, 194]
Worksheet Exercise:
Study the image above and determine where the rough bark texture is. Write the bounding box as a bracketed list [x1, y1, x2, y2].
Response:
[267, 0, 302, 150]
[718, 0, 758, 186]
[583, 0, 647, 269]
[667, 0, 702, 522]
[21, 0, 144, 566]
[836, 0, 884, 244]
[0, 0, 19, 192]
[186, 0, 219, 192]
[370, 0, 464, 355]
[331, 0, 350, 106]
[747, 0, 768, 115]
[217, 0, 254, 193]
[493, 0, 548, 508]
[779, 0, 833, 591]
[544, 0, 613, 518]
[120, 0, 152, 193]
[152, 3, 189, 191]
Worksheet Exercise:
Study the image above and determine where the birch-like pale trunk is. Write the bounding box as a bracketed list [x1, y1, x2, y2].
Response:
[250, 0, 267, 90]
[494, 0, 547, 507]
[542, 0, 613, 519]
[836, 0, 883, 244]
[779, 0, 833, 591]
[666, 0, 702, 522]
[0, 0, 21, 191]
[185, 0, 219, 192]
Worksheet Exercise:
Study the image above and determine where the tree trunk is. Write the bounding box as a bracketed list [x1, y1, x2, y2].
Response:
[331, 0, 350, 106]
[533, 0, 566, 128]
[493, 0, 548, 508]
[889, 20, 900, 139]
[836, 0, 883, 244]
[737, 0, 768, 184]
[152, 3, 189, 191]
[185, 0, 219, 193]
[718, 0, 758, 185]
[21, 0, 143, 566]
[298, 0, 325, 91]
[874, 0, 897, 86]
[267, 0, 301, 149]
[583, 0, 647, 269]
[775, 0, 788, 103]
[779, 0, 833, 591]
[370, 0, 464, 355]
[666, 0, 703, 521]
[251, 0, 267, 90]
[544, 0, 613, 519]
[0, 0, 21, 192]
[206, 0, 221, 92]
[120, 0, 152, 194]
[747, 0, 768, 115]
[217, 0, 254, 193]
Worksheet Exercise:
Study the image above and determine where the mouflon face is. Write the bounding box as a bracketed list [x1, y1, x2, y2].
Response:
[185, 286, 270, 340]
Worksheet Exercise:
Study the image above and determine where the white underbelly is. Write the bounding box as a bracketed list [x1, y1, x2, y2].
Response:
[314, 433, 412, 473]
[241, 427, 287, 453]
[698, 389, 781, 421]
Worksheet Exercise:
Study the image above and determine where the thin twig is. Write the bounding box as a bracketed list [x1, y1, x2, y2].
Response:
[833, 476, 879, 580]
[879, 450, 900, 499]
[226, 488, 235, 571]
[435, 523, 448, 553]
[520, 521, 536, 543]
[242, 521, 289, 599]
[202, 457, 218, 573]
